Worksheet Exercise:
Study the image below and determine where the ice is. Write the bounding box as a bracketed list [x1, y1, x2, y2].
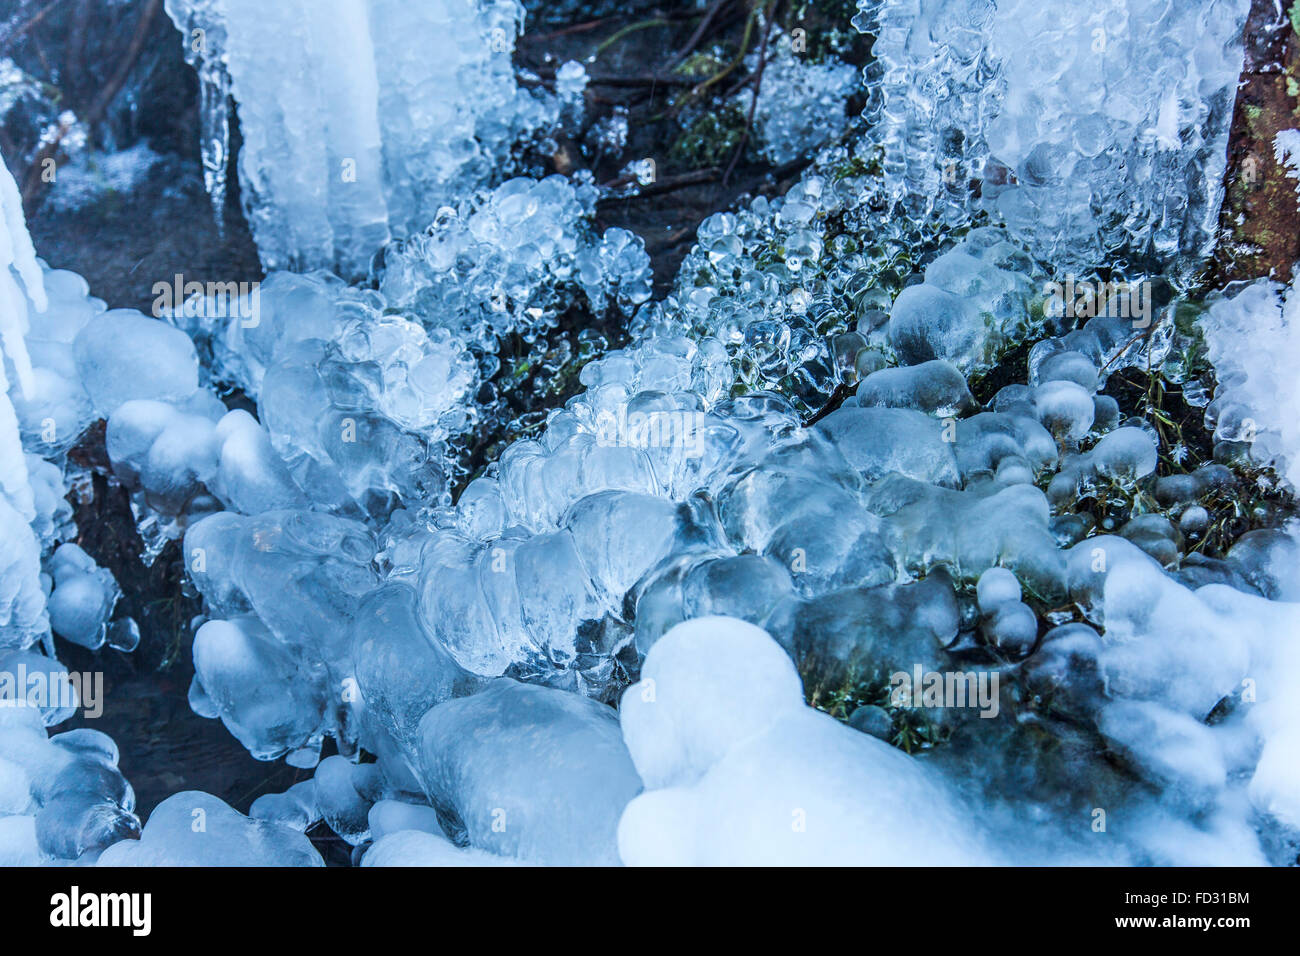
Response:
[1, 147, 48, 652]
[1275, 129, 1300, 206]
[981, 600, 1038, 658]
[1033, 380, 1095, 442]
[815, 407, 960, 487]
[878, 231, 1039, 375]
[351, 584, 484, 756]
[618, 618, 990, 865]
[850, 360, 976, 418]
[744, 33, 860, 165]
[314, 755, 379, 846]
[43, 143, 164, 214]
[0, 649, 80, 726]
[191, 617, 328, 761]
[416, 679, 641, 865]
[1200, 277, 1300, 489]
[363, 828, 518, 867]
[855, 0, 1250, 277]
[0, 702, 139, 862]
[8, 0, 1300, 869]
[45, 544, 119, 650]
[250, 780, 319, 833]
[164, 0, 550, 276]
[0, 492, 45, 651]
[1048, 426, 1158, 508]
[380, 175, 651, 334]
[366, 798, 442, 842]
[73, 310, 199, 418]
[772, 575, 960, 692]
[6, 267, 102, 456]
[185, 510, 380, 758]
[1120, 514, 1183, 568]
[98, 791, 322, 866]
[887, 285, 988, 371]
[975, 566, 1021, 614]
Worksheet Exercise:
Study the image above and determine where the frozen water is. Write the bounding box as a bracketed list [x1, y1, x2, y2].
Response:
[1200, 277, 1300, 489]
[164, 0, 556, 276]
[1, 148, 47, 651]
[618, 618, 991, 865]
[98, 791, 321, 866]
[744, 33, 860, 165]
[45, 544, 119, 650]
[855, 0, 1250, 278]
[417, 679, 641, 864]
[7, 1, 1300, 870]
[0, 703, 139, 863]
[74, 311, 200, 418]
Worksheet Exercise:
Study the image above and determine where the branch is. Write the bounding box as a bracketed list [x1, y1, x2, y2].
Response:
[723, 0, 779, 186]
[664, 0, 731, 72]
[0, 0, 65, 55]
[596, 167, 722, 202]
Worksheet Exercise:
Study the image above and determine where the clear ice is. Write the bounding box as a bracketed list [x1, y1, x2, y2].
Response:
[4, 0, 1300, 869]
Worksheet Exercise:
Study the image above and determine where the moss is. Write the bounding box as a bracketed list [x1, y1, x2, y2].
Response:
[668, 100, 748, 170]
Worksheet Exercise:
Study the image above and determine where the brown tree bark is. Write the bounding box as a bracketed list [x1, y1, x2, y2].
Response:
[1212, 0, 1300, 284]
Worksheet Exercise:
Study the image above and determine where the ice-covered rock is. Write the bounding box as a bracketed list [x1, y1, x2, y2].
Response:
[417, 679, 641, 865]
[855, 0, 1250, 276]
[618, 618, 991, 865]
[0, 703, 139, 863]
[45, 544, 120, 650]
[1200, 277, 1300, 489]
[1, 148, 49, 651]
[98, 791, 321, 866]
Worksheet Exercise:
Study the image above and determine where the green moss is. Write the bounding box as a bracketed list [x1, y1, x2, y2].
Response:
[669, 101, 748, 169]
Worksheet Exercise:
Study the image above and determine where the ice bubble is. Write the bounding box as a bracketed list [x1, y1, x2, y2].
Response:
[416, 679, 641, 865]
[73, 311, 199, 417]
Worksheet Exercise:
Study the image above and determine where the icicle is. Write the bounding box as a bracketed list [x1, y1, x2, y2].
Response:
[0, 147, 48, 648]
[164, 0, 533, 277]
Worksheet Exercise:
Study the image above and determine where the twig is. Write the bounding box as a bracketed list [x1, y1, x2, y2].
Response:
[595, 18, 671, 56]
[596, 167, 722, 202]
[0, 0, 66, 55]
[689, 6, 757, 99]
[722, 0, 779, 186]
[519, 17, 617, 42]
[664, 0, 731, 72]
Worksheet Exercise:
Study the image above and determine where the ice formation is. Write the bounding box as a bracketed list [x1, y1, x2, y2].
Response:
[855, 0, 1250, 278]
[1, 151, 48, 650]
[5, 1, 1300, 870]
[619, 617, 991, 865]
[1200, 278, 1300, 489]
[163, 0, 557, 276]
[743, 35, 860, 166]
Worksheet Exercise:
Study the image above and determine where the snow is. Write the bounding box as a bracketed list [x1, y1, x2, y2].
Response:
[618, 617, 991, 865]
